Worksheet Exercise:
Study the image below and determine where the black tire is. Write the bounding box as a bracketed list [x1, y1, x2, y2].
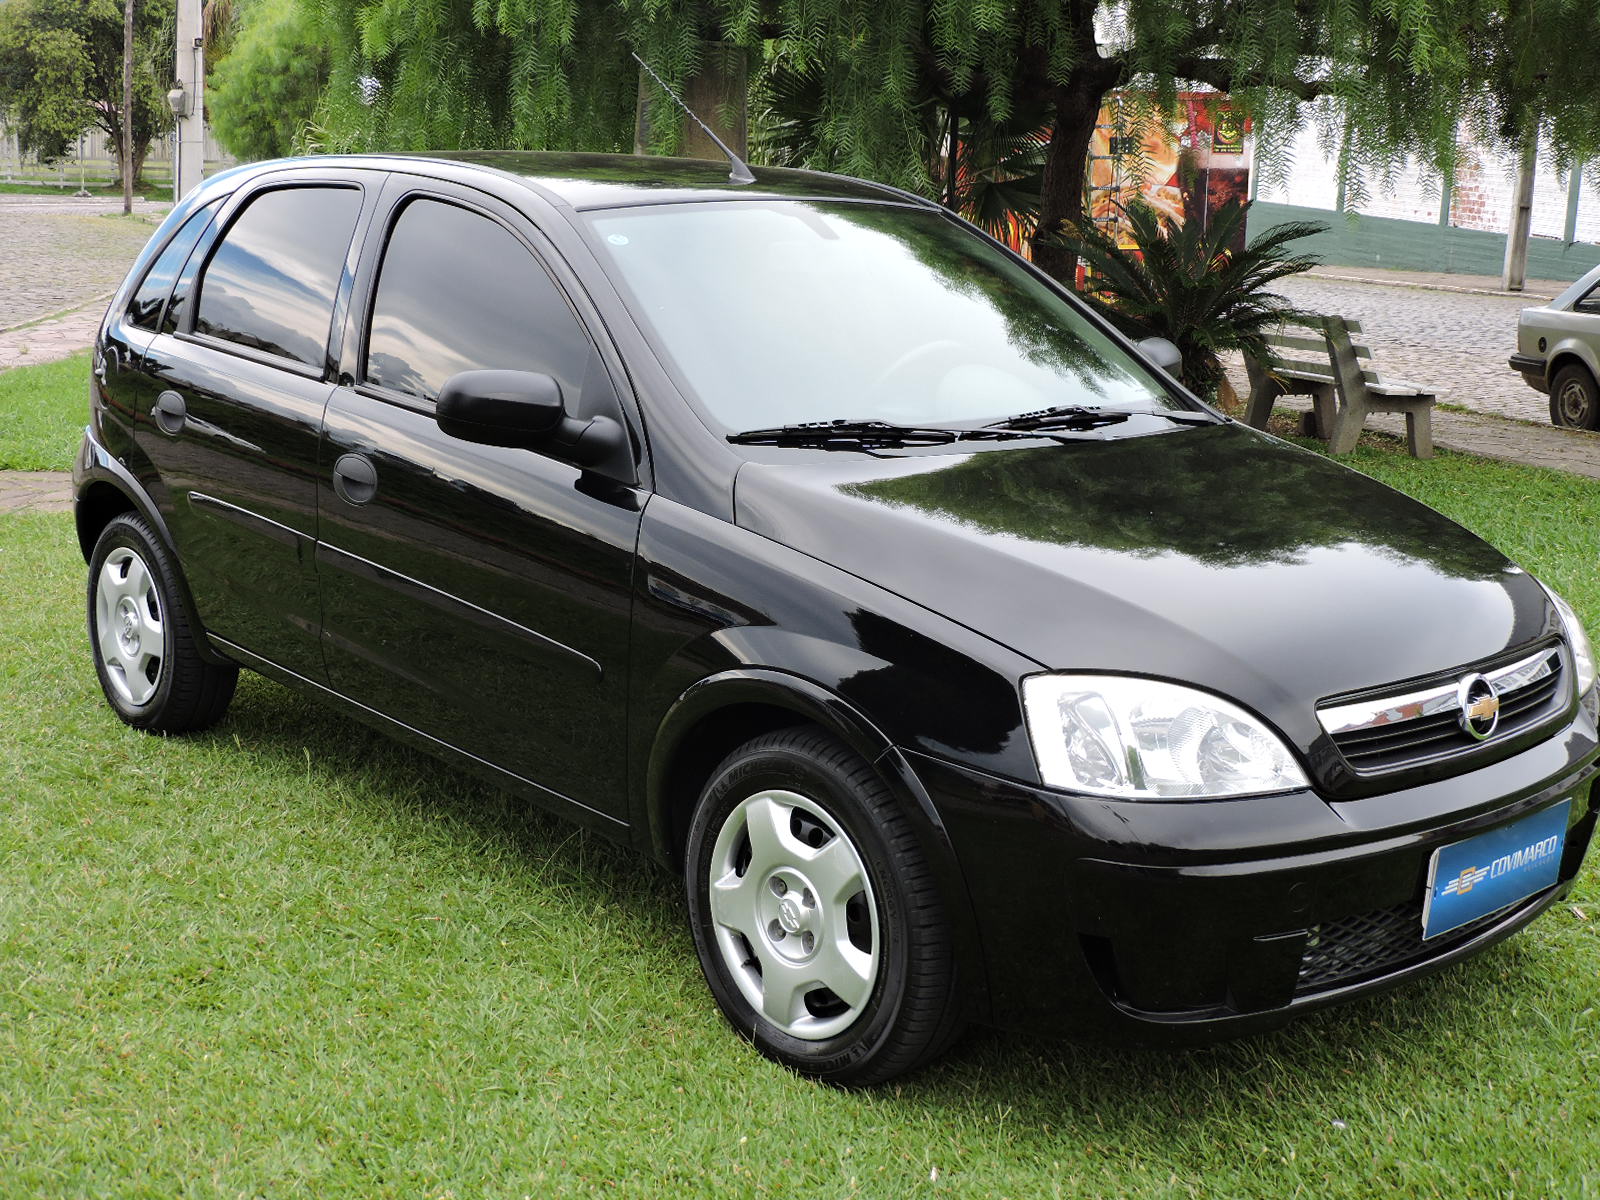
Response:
[1549, 363, 1600, 430]
[87, 513, 237, 733]
[684, 726, 962, 1086]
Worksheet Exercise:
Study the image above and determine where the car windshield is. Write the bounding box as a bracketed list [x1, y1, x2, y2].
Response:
[584, 200, 1178, 432]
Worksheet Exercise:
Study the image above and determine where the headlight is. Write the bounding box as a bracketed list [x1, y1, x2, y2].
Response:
[1021, 674, 1310, 799]
[1547, 587, 1597, 696]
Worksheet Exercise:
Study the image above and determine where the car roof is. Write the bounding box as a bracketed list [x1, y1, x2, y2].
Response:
[197, 150, 930, 213]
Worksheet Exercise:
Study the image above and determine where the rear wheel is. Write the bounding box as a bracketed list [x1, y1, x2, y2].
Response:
[1549, 363, 1600, 430]
[88, 513, 237, 732]
[684, 726, 961, 1086]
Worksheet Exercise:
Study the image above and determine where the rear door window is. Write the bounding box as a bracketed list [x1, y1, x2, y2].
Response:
[364, 198, 590, 403]
[194, 186, 362, 368]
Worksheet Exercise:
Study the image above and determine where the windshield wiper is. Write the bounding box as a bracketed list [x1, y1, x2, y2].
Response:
[727, 408, 1214, 449]
[727, 419, 1038, 448]
[988, 405, 1215, 432]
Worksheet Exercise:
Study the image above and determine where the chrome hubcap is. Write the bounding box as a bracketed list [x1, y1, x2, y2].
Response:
[707, 789, 879, 1040]
[95, 547, 164, 706]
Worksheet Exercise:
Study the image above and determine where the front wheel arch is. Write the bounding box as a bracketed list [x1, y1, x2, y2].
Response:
[647, 671, 920, 868]
[644, 670, 991, 1022]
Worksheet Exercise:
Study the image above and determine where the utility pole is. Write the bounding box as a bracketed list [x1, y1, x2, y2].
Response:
[1502, 131, 1537, 292]
[173, 0, 204, 199]
[122, 0, 134, 214]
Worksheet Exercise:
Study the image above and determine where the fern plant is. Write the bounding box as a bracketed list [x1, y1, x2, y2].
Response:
[1062, 200, 1326, 402]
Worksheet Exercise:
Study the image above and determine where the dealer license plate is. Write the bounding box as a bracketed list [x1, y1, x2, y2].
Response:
[1422, 800, 1570, 940]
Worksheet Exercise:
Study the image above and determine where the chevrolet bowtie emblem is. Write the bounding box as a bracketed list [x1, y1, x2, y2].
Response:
[1456, 673, 1501, 741]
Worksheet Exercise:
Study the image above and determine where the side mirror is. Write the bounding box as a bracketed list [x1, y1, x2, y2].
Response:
[436, 369, 624, 469]
[1135, 336, 1182, 377]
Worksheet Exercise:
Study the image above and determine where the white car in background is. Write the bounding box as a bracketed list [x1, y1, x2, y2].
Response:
[1512, 262, 1600, 430]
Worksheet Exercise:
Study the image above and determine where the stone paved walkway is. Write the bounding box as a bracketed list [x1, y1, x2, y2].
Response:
[1305, 265, 1566, 303]
[0, 306, 105, 369]
[1222, 262, 1599, 472]
[1248, 393, 1600, 479]
[0, 470, 73, 514]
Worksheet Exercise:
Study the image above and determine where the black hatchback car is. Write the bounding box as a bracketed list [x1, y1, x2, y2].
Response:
[76, 152, 1598, 1085]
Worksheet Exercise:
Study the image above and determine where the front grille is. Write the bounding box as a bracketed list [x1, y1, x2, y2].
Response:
[1319, 646, 1566, 774]
[1296, 899, 1521, 994]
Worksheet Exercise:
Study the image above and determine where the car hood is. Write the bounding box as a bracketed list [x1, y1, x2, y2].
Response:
[733, 423, 1556, 754]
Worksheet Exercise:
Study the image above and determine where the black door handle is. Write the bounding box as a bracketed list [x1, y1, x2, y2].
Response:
[153, 390, 187, 435]
[332, 453, 378, 505]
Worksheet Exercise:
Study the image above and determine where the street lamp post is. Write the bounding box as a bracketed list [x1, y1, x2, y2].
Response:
[167, 83, 190, 204]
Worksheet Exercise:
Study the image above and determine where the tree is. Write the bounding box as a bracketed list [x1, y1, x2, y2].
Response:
[263, 0, 1600, 283]
[121, 0, 134, 213]
[0, 0, 175, 187]
[208, 0, 328, 160]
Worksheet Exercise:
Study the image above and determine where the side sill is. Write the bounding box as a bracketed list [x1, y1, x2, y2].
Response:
[208, 632, 630, 836]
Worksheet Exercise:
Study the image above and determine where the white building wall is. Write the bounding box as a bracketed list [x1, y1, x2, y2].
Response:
[1252, 123, 1339, 210]
[1352, 163, 1443, 224]
[1576, 172, 1600, 243]
[1255, 119, 1596, 246]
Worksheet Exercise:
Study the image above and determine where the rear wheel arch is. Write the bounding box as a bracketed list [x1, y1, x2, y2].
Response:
[74, 473, 232, 667]
[1544, 350, 1596, 392]
[74, 480, 138, 563]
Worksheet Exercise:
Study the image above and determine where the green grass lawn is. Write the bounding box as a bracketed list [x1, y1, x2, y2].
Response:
[1, 379, 1598, 1194]
[0, 352, 92, 470]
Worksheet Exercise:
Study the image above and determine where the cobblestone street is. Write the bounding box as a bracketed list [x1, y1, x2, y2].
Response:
[1274, 275, 1555, 424]
[0, 196, 164, 330]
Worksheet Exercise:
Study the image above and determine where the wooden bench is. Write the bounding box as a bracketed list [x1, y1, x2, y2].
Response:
[1243, 315, 1437, 458]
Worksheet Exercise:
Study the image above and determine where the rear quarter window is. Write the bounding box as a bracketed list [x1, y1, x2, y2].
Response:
[127, 201, 220, 331]
[1572, 284, 1600, 316]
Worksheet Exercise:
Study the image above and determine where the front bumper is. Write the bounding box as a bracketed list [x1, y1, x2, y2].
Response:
[915, 690, 1600, 1040]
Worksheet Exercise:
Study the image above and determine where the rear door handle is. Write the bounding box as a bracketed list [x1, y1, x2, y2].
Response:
[332, 453, 378, 505]
[153, 390, 187, 435]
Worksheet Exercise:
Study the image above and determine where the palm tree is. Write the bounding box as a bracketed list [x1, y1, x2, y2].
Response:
[1063, 199, 1326, 402]
[940, 105, 1050, 246]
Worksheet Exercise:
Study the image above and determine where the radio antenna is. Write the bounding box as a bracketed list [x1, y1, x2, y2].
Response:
[631, 52, 756, 185]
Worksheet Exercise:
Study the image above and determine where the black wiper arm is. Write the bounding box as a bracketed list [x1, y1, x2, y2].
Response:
[987, 404, 1216, 432]
[727, 419, 1036, 449]
[985, 405, 1133, 432]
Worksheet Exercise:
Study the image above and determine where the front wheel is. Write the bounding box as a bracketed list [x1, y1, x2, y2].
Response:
[1549, 363, 1600, 430]
[88, 513, 238, 732]
[684, 727, 961, 1086]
